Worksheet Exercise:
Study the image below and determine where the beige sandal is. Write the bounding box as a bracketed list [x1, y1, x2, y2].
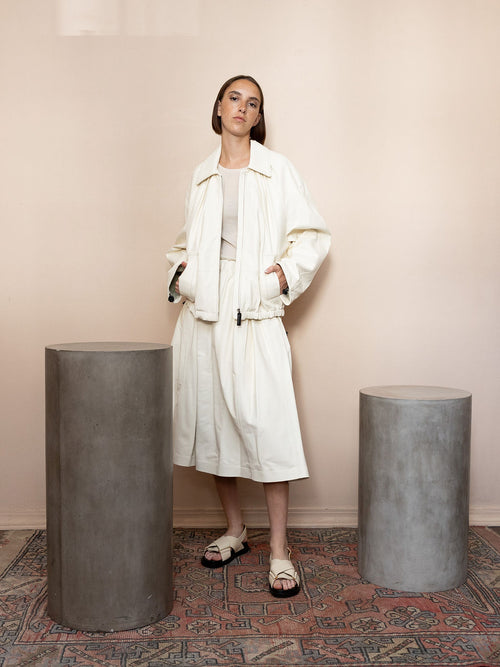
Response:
[201, 526, 250, 569]
[269, 548, 301, 598]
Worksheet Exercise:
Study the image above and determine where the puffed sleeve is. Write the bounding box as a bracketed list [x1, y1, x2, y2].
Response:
[276, 161, 331, 305]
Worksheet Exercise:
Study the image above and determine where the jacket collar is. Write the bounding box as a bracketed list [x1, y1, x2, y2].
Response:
[195, 140, 272, 185]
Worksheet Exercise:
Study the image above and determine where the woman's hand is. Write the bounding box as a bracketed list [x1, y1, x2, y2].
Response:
[265, 263, 288, 294]
[175, 261, 187, 293]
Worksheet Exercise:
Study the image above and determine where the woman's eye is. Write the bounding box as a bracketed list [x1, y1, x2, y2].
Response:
[230, 95, 238, 101]
[249, 102, 257, 108]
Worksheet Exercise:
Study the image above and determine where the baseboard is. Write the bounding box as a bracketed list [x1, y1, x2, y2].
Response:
[173, 507, 359, 528]
[469, 506, 500, 526]
[0, 510, 46, 530]
[173, 506, 500, 528]
[1, 506, 499, 530]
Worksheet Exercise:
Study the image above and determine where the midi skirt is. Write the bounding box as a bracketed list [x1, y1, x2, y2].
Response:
[172, 259, 309, 483]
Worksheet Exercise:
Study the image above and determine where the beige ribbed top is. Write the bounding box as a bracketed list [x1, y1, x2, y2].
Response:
[218, 165, 240, 260]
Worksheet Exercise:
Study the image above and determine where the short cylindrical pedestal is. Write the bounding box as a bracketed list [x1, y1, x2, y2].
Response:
[46, 342, 173, 631]
[358, 385, 471, 592]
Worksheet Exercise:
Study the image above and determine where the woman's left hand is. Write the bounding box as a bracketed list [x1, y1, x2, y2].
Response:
[265, 264, 288, 293]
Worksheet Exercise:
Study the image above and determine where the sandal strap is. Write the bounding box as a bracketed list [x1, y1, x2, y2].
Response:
[269, 557, 300, 587]
[205, 527, 247, 561]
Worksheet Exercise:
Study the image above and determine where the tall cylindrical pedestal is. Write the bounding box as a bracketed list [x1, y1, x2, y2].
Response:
[46, 342, 173, 631]
[358, 385, 471, 592]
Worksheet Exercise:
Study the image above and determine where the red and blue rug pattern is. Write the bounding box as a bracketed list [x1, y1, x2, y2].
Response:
[0, 527, 499, 665]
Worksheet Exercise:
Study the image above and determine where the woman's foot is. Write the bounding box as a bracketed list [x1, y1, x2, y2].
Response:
[269, 546, 300, 597]
[201, 525, 249, 568]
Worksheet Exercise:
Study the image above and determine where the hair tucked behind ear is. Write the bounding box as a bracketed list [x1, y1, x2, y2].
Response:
[211, 75, 266, 144]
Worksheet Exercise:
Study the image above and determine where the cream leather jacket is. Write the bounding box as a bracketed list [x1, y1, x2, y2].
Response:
[166, 140, 330, 323]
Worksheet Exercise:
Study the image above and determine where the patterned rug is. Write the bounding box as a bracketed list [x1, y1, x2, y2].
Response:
[1, 527, 499, 666]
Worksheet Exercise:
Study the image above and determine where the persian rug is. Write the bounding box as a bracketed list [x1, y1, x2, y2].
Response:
[0, 527, 499, 666]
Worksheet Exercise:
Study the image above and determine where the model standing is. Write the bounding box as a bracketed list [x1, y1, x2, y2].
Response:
[167, 75, 330, 597]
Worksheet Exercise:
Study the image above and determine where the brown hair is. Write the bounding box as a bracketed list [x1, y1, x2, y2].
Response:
[211, 75, 266, 144]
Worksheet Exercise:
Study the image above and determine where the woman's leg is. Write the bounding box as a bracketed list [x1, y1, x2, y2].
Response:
[203, 475, 245, 562]
[264, 481, 296, 591]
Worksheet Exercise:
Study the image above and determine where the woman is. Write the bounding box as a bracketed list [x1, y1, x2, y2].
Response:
[166, 75, 330, 598]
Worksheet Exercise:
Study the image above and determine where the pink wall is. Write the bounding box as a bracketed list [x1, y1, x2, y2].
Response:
[1, 0, 499, 527]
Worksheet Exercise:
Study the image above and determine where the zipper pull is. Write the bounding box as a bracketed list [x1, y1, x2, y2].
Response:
[237, 308, 242, 326]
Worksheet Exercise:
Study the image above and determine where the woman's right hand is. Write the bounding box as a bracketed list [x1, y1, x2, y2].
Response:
[175, 261, 187, 293]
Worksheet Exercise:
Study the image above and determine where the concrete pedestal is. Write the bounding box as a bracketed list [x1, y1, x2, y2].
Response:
[45, 342, 173, 631]
[358, 385, 471, 592]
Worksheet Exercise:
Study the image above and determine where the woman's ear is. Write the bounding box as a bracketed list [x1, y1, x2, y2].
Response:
[217, 100, 221, 117]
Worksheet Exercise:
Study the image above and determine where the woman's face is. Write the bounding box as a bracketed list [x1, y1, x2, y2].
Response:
[217, 79, 262, 139]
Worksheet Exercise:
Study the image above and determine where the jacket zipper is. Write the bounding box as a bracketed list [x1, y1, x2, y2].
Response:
[234, 169, 245, 327]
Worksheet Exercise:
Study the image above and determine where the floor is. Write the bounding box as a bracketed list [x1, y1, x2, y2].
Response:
[0, 527, 499, 666]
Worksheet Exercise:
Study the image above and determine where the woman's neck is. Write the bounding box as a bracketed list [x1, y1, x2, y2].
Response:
[219, 134, 251, 169]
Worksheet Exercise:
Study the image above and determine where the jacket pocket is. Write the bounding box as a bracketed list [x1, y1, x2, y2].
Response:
[178, 255, 198, 302]
[260, 270, 282, 302]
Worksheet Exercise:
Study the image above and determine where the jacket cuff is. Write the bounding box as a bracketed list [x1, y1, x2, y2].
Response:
[167, 261, 184, 304]
[277, 262, 292, 306]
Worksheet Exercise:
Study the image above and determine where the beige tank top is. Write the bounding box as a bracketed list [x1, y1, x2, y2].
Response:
[218, 165, 240, 260]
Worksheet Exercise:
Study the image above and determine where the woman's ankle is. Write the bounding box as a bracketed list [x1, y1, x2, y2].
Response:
[226, 522, 245, 536]
[269, 538, 289, 559]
